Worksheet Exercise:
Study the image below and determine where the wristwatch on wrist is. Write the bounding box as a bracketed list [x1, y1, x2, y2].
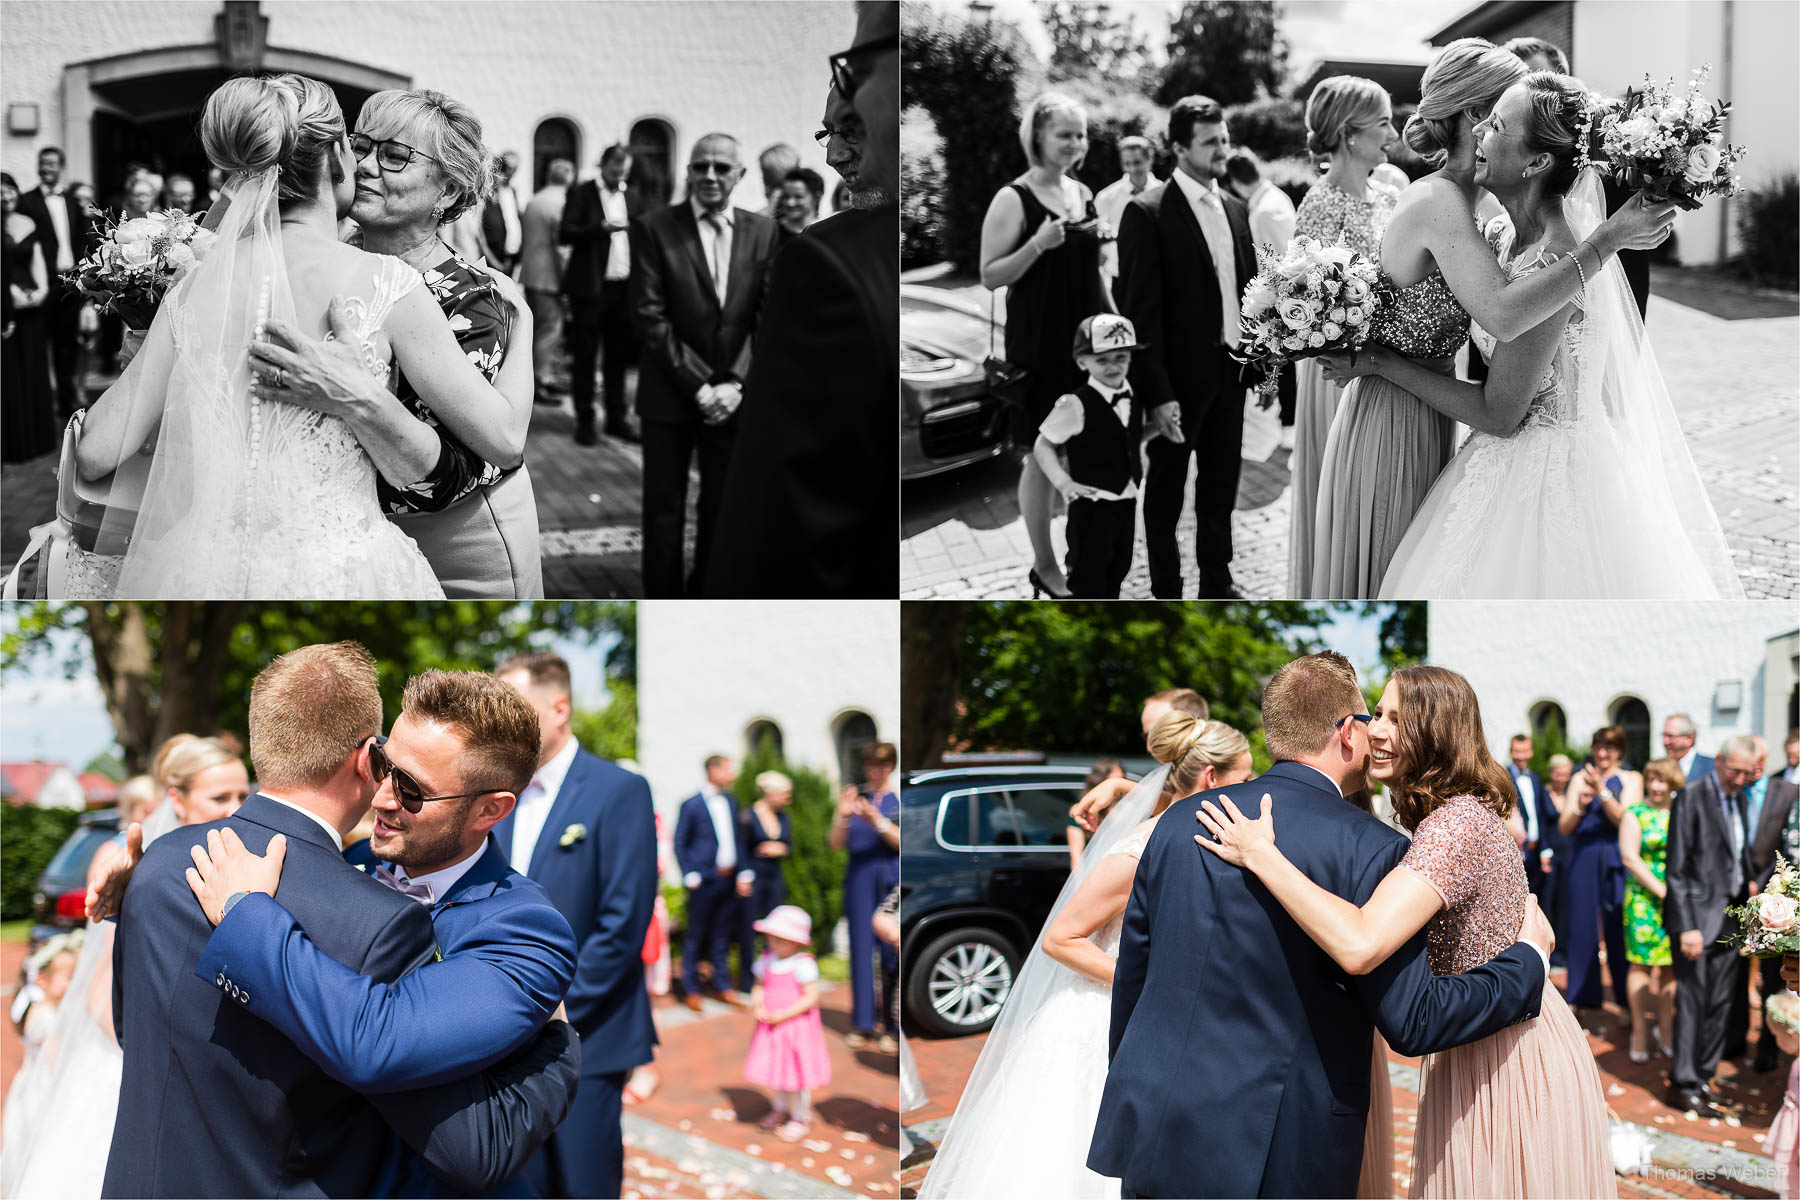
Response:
[221, 891, 250, 919]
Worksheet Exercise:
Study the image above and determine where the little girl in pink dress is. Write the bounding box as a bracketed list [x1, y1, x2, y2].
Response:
[1766, 990, 1800, 1198]
[745, 905, 832, 1142]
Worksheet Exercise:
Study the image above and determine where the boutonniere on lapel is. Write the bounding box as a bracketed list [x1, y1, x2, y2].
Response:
[559, 823, 588, 848]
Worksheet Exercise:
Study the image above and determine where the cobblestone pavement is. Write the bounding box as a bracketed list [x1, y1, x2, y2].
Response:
[901, 963, 1783, 1199]
[901, 266, 1799, 601]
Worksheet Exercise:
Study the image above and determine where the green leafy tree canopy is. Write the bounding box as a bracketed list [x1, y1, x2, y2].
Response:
[1158, 0, 1287, 108]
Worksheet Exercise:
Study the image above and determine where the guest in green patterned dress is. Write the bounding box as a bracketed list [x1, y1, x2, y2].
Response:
[1620, 756, 1683, 1062]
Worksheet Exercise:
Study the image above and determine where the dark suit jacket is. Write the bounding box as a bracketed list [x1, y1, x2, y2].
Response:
[104, 794, 578, 1198]
[628, 201, 778, 424]
[673, 790, 752, 883]
[703, 205, 898, 598]
[559, 180, 647, 299]
[1750, 777, 1800, 887]
[492, 747, 660, 1076]
[17, 185, 88, 286]
[1687, 753, 1716, 783]
[481, 184, 523, 267]
[1115, 175, 1255, 421]
[1665, 770, 1751, 944]
[1089, 762, 1545, 1198]
[1509, 765, 1562, 881]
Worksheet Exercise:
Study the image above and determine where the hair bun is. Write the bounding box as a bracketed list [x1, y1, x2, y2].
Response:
[1146, 709, 1201, 765]
[201, 77, 296, 175]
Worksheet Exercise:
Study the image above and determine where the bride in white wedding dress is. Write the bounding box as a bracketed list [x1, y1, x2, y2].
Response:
[917, 713, 1252, 1200]
[68, 74, 532, 599]
[1321, 72, 1741, 600]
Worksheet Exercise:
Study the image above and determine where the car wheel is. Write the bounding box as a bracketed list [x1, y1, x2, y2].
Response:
[906, 927, 1019, 1037]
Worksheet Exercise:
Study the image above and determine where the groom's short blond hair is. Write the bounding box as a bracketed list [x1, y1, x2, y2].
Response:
[1262, 651, 1363, 761]
[249, 642, 383, 791]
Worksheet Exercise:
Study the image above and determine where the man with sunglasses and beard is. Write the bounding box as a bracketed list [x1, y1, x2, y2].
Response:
[100, 645, 579, 1199]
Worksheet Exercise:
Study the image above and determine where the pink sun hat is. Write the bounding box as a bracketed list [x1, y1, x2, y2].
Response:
[752, 905, 813, 945]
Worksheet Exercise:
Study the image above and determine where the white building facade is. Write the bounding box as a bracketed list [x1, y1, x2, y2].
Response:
[1429, 601, 1799, 767]
[2, 0, 852, 205]
[636, 601, 899, 821]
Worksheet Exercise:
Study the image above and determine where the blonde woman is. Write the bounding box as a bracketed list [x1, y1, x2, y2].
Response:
[1620, 756, 1682, 1061]
[979, 91, 1112, 599]
[918, 713, 1252, 1199]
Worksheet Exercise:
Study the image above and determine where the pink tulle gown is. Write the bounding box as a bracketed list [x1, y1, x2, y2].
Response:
[744, 954, 832, 1092]
[1399, 797, 1613, 1198]
[1360, 1033, 1396, 1199]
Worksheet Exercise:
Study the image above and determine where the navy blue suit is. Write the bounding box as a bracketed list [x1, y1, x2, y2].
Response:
[674, 789, 751, 996]
[1508, 765, 1560, 898]
[1088, 763, 1546, 1198]
[104, 795, 580, 1198]
[1687, 753, 1716, 784]
[493, 748, 660, 1200]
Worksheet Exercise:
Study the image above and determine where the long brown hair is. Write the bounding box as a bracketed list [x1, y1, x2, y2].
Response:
[1384, 665, 1516, 832]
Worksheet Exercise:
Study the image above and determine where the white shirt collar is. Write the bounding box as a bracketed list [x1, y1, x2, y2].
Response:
[691, 198, 733, 227]
[527, 735, 580, 807]
[701, 780, 729, 803]
[1285, 762, 1344, 797]
[1679, 748, 1697, 776]
[258, 792, 344, 849]
[394, 841, 489, 900]
[1086, 374, 1130, 401]
[1170, 167, 1221, 207]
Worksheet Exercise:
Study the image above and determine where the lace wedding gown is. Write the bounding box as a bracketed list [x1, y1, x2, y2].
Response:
[1380, 216, 1741, 598]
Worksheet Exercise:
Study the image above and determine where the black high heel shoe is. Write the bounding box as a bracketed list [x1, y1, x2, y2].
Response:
[1028, 568, 1072, 599]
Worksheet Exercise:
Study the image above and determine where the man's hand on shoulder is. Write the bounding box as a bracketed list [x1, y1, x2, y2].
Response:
[185, 829, 287, 927]
[85, 821, 143, 921]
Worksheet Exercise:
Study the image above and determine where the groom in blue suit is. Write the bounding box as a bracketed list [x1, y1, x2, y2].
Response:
[1090, 652, 1552, 1198]
[496, 652, 660, 1200]
[674, 755, 753, 1005]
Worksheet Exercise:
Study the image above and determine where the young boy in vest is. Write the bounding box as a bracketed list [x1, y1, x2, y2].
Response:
[1033, 314, 1148, 599]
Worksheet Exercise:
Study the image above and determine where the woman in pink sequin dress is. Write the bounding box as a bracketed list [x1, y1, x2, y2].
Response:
[1197, 664, 1611, 1198]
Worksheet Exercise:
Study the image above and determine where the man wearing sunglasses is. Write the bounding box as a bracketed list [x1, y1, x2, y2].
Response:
[101, 644, 579, 1199]
[704, 0, 899, 597]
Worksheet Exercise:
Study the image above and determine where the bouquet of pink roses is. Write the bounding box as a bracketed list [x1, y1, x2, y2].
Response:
[67, 208, 218, 330]
[1584, 65, 1746, 211]
[1234, 235, 1390, 407]
[1726, 856, 1800, 958]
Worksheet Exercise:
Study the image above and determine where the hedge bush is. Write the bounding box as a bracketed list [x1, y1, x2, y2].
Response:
[902, 109, 949, 269]
[1, 806, 82, 921]
[1735, 172, 1799, 289]
[1225, 97, 1308, 162]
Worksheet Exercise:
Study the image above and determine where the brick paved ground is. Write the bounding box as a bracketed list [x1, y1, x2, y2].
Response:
[901, 266, 1799, 601]
[901, 960, 1787, 1199]
[1, 938, 26, 1100]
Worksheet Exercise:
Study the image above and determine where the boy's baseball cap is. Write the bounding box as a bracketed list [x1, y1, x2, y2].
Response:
[1073, 313, 1149, 359]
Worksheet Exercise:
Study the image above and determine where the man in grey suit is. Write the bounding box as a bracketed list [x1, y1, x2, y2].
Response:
[521, 158, 574, 409]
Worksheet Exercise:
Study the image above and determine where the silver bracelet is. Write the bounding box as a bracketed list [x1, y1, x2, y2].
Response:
[1570, 245, 1590, 300]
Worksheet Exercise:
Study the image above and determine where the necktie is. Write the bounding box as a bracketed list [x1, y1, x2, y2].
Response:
[703, 211, 729, 304]
[1725, 791, 1746, 893]
[372, 866, 434, 904]
[1131, 181, 1145, 195]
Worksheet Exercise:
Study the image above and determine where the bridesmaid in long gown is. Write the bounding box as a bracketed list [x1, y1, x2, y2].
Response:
[1286, 78, 1397, 597]
[1198, 664, 1612, 1198]
[1307, 38, 1678, 597]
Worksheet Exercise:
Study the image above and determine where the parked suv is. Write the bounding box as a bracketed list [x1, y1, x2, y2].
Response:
[901, 764, 1122, 1037]
[30, 811, 120, 946]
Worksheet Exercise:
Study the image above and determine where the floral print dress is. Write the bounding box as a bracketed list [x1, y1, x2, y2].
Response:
[1624, 799, 1672, 966]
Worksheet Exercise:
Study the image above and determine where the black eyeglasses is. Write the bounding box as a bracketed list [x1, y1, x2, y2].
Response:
[1337, 713, 1373, 728]
[813, 120, 863, 147]
[350, 133, 439, 174]
[368, 735, 504, 813]
[829, 34, 891, 98]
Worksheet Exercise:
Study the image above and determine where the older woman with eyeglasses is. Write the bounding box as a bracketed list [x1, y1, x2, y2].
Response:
[256, 88, 543, 598]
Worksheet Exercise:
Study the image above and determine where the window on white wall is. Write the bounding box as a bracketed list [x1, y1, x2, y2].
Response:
[628, 118, 675, 208]
[1530, 701, 1568, 745]
[533, 117, 580, 191]
[1609, 696, 1651, 769]
[745, 718, 784, 761]
[834, 711, 878, 788]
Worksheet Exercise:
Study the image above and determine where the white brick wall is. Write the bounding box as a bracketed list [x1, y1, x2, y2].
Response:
[637, 600, 899, 821]
[2, 0, 853, 205]
[1428, 601, 1798, 763]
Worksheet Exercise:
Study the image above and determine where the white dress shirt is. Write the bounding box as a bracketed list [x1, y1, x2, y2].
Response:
[259, 792, 343, 849]
[691, 198, 733, 303]
[509, 735, 580, 872]
[1678, 749, 1699, 779]
[601, 184, 632, 281]
[394, 842, 488, 904]
[1244, 180, 1297, 256]
[35, 186, 73, 271]
[1515, 770, 1539, 846]
[1168, 168, 1239, 346]
[497, 185, 522, 257]
[1038, 375, 1139, 499]
[684, 782, 754, 887]
[1094, 172, 1149, 282]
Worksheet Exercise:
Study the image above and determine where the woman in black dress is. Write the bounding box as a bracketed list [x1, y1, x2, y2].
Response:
[978, 92, 1112, 598]
[735, 770, 796, 993]
[2, 173, 57, 464]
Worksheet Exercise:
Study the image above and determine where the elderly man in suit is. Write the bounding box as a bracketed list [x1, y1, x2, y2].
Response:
[673, 755, 753, 1010]
[17, 146, 90, 417]
[495, 652, 659, 1199]
[1116, 96, 1257, 600]
[704, 1, 899, 597]
[561, 145, 646, 446]
[1665, 736, 1763, 1115]
[629, 133, 778, 597]
[1664, 713, 1715, 783]
[521, 157, 574, 409]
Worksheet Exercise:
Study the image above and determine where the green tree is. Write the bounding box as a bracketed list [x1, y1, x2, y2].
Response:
[82, 750, 128, 782]
[1044, 2, 1154, 85]
[738, 733, 846, 959]
[1, 806, 82, 920]
[1157, 0, 1287, 108]
[2, 602, 628, 774]
[572, 677, 638, 763]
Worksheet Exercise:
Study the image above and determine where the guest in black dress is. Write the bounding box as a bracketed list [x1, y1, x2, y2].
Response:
[735, 769, 795, 992]
[978, 92, 1111, 598]
[2, 173, 58, 464]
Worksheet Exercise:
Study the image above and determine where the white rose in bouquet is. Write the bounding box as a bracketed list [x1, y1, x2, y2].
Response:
[1684, 143, 1721, 184]
[1760, 894, 1798, 935]
[164, 243, 197, 276]
[116, 217, 162, 246]
[1282, 334, 1305, 351]
[1342, 275, 1370, 305]
[1344, 307, 1365, 325]
[1318, 245, 1355, 269]
[1615, 115, 1662, 154]
[1322, 322, 1343, 341]
[1307, 331, 1326, 348]
[1329, 307, 1346, 324]
[1278, 297, 1313, 331]
[1277, 252, 1311, 281]
[118, 239, 155, 268]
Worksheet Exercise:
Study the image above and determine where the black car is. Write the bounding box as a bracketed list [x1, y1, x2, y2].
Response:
[900, 764, 1117, 1037]
[30, 811, 120, 945]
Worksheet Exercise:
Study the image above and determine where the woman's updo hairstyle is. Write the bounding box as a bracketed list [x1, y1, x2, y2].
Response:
[153, 732, 241, 795]
[1517, 71, 1592, 197]
[201, 74, 345, 207]
[1404, 37, 1527, 165]
[1147, 712, 1251, 797]
[1304, 75, 1390, 161]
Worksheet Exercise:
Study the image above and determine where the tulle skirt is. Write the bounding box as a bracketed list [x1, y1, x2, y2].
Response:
[1287, 358, 1339, 597]
[1361, 1033, 1396, 1200]
[1409, 982, 1612, 1198]
[1310, 362, 1455, 599]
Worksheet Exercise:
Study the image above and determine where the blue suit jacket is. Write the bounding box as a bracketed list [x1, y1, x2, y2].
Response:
[492, 747, 659, 1076]
[104, 794, 578, 1199]
[1509, 765, 1562, 854]
[1688, 753, 1716, 784]
[673, 789, 751, 883]
[1088, 763, 1546, 1198]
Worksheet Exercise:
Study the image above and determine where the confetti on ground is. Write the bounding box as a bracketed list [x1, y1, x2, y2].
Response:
[827, 1166, 854, 1186]
[744, 1144, 762, 1157]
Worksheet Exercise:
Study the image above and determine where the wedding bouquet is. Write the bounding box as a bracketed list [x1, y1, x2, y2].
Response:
[1235, 235, 1389, 406]
[1725, 856, 1800, 957]
[1584, 66, 1746, 211]
[67, 209, 218, 330]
